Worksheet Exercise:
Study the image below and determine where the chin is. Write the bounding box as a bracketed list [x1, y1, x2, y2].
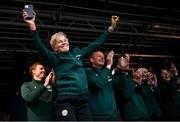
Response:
[99, 63, 105, 67]
[62, 49, 69, 52]
[40, 75, 45, 79]
[58, 48, 69, 52]
[62, 47, 70, 52]
[163, 78, 170, 81]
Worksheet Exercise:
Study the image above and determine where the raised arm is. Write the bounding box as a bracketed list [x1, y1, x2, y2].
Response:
[81, 16, 119, 57]
[22, 10, 58, 66]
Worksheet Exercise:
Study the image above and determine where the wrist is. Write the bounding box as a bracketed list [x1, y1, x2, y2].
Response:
[44, 82, 49, 87]
[108, 26, 114, 33]
[30, 24, 36, 30]
[111, 23, 116, 28]
[106, 65, 111, 69]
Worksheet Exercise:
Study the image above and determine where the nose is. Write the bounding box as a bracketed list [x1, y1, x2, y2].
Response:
[42, 68, 45, 72]
[62, 40, 68, 45]
[63, 38, 68, 43]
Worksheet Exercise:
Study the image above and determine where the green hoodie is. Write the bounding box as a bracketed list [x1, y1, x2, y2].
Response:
[21, 79, 54, 121]
[32, 30, 110, 96]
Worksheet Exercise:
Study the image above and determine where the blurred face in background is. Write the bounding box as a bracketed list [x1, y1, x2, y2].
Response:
[161, 69, 171, 81]
[116, 56, 129, 70]
[133, 68, 142, 80]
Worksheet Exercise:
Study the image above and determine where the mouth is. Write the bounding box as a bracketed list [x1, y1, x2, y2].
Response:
[62, 44, 69, 48]
[41, 72, 45, 75]
[99, 60, 105, 63]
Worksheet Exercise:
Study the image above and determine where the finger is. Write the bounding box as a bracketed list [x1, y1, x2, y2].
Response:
[149, 73, 153, 77]
[115, 16, 119, 21]
[111, 50, 114, 54]
[112, 16, 119, 20]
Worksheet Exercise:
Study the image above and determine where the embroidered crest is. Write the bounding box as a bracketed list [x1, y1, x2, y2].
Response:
[75, 55, 82, 60]
[108, 76, 112, 82]
[61, 109, 68, 116]
[177, 89, 180, 92]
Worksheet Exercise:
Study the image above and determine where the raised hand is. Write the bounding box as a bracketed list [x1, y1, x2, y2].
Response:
[133, 68, 143, 85]
[147, 72, 157, 87]
[49, 69, 56, 83]
[106, 50, 114, 68]
[170, 63, 178, 76]
[22, 9, 36, 27]
[44, 70, 55, 87]
[111, 15, 119, 28]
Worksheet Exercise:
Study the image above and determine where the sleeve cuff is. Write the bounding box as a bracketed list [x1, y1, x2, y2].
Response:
[106, 65, 111, 69]
[108, 26, 114, 33]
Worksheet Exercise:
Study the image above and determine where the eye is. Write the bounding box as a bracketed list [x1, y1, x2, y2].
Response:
[64, 38, 68, 42]
[59, 40, 63, 43]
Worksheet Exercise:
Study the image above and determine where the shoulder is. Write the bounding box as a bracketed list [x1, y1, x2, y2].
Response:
[71, 47, 81, 52]
[85, 67, 92, 71]
[85, 67, 94, 73]
[21, 81, 33, 87]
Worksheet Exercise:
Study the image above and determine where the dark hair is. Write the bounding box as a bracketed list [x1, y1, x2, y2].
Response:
[112, 53, 128, 68]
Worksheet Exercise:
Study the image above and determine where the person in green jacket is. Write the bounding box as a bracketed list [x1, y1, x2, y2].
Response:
[140, 67, 162, 120]
[21, 62, 55, 121]
[158, 62, 180, 120]
[22, 8, 119, 121]
[85, 49, 121, 121]
[113, 54, 149, 121]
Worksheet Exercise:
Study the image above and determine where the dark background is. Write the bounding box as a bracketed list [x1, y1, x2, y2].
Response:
[0, 0, 180, 120]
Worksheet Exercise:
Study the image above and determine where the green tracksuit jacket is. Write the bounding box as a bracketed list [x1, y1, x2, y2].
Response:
[114, 72, 149, 120]
[32, 30, 110, 96]
[85, 67, 119, 120]
[21, 79, 54, 121]
[158, 76, 180, 119]
[140, 82, 162, 119]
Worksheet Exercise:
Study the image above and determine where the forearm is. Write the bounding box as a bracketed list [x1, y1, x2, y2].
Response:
[82, 31, 110, 57]
[31, 30, 57, 66]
